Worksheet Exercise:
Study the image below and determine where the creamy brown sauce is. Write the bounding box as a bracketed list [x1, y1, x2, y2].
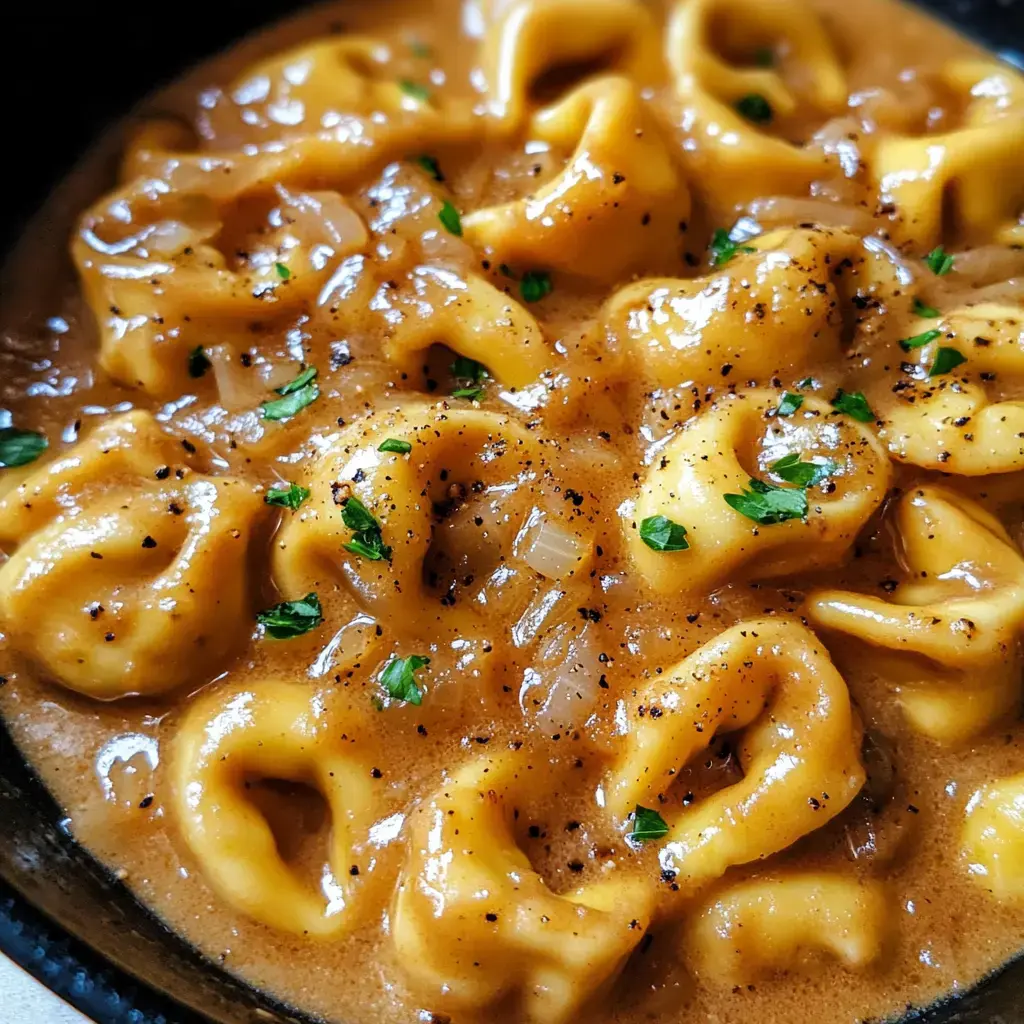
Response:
[2, 1, 1024, 1022]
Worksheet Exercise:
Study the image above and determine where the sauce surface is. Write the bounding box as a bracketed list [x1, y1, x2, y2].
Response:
[2, 1, 1024, 1022]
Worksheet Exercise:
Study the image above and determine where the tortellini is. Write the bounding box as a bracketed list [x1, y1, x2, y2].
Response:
[602, 228, 864, 390]
[73, 158, 369, 396]
[875, 301, 1024, 475]
[685, 874, 890, 983]
[606, 618, 865, 889]
[871, 61, 1024, 248]
[628, 389, 891, 596]
[480, 0, 661, 127]
[808, 485, 1024, 743]
[463, 76, 690, 281]
[391, 755, 653, 1023]
[962, 772, 1024, 902]
[0, 412, 262, 700]
[171, 681, 386, 935]
[666, 0, 847, 210]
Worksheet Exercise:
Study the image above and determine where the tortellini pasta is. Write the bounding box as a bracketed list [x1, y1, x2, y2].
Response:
[606, 619, 865, 889]
[628, 389, 891, 596]
[685, 873, 890, 983]
[602, 228, 864, 390]
[870, 61, 1024, 248]
[666, 0, 847, 210]
[171, 681, 386, 935]
[391, 755, 653, 1023]
[808, 485, 1024, 743]
[0, 412, 263, 700]
[875, 301, 1024, 475]
[463, 76, 690, 281]
[962, 772, 1024, 902]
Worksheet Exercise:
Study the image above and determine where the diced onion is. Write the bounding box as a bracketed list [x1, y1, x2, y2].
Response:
[943, 246, 1024, 288]
[211, 348, 270, 410]
[747, 195, 876, 235]
[520, 515, 591, 580]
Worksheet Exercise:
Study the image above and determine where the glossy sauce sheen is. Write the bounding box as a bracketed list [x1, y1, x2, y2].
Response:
[1, 0, 1024, 1022]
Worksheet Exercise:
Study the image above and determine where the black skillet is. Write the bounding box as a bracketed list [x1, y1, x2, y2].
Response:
[1, 1, 1024, 1021]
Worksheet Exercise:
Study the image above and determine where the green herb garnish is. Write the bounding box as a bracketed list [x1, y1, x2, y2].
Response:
[274, 262, 291, 280]
[257, 592, 323, 639]
[380, 654, 430, 705]
[639, 515, 689, 552]
[770, 453, 837, 488]
[399, 79, 430, 101]
[265, 482, 310, 511]
[451, 387, 485, 401]
[929, 347, 967, 376]
[0, 428, 47, 469]
[414, 154, 444, 181]
[900, 328, 942, 351]
[342, 496, 392, 562]
[735, 93, 773, 123]
[628, 805, 670, 842]
[438, 200, 462, 236]
[188, 345, 211, 379]
[724, 478, 808, 525]
[378, 438, 412, 455]
[261, 366, 319, 421]
[830, 389, 876, 423]
[912, 297, 940, 318]
[520, 270, 552, 304]
[451, 355, 488, 382]
[776, 392, 804, 417]
[924, 246, 955, 276]
[708, 228, 756, 267]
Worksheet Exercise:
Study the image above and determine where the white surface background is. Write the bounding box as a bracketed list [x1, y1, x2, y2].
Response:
[0, 952, 92, 1023]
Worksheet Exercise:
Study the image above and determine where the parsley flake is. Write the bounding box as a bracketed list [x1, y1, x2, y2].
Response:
[257, 592, 323, 639]
[924, 246, 955, 276]
[188, 345, 211, 379]
[451, 355, 488, 383]
[265, 482, 310, 511]
[830, 389, 876, 423]
[399, 79, 430, 102]
[342, 497, 392, 562]
[770, 453, 837, 488]
[639, 515, 689, 552]
[900, 328, 942, 351]
[929, 347, 967, 376]
[380, 654, 430, 705]
[0, 428, 48, 469]
[378, 438, 412, 455]
[520, 270, 553, 303]
[438, 200, 462, 236]
[708, 228, 756, 267]
[724, 478, 808, 525]
[261, 366, 319, 420]
[414, 154, 444, 181]
[628, 805, 670, 842]
[274, 261, 291, 280]
[451, 387, 485, 401]
[776, 392, 804, 417]
[912, 297, 940, 318]
[735, 93, 773, 123]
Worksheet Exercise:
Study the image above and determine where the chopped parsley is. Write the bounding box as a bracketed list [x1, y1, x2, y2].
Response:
[776, 392, 804, 417]
[274, 261, 291, 280]
[265, 482, 310, 511]
[724, 478, 808, 525]
[924, 245, 955, 276]
[900, 328, 942, 351]
[257, 592, 323, 639]
[399, 79, 430, 101]
[451, 387, 485, 401]
[188, 345, 211, 379]
[261, 366, 319, 420]
[708, 228, 755, 267]
[639, 515, 689, 552]
[0, 428, 48, 469]
[770, 453, 837, 488]
[628, 805, 670, 842]
[378, 438, 412, 455]
[912, 297, 940, 318]
[414, 154, 444, 181]
[520, 270, 553, 303]
[438, 200, 462, 236]
[929, 347, 967, 376]
[380, 654, 430, 705]
[735, 93, 773, 124]
[451, 355, 488, 401]
[830, 389, 876, 423]
[342, 496, 392, 562]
